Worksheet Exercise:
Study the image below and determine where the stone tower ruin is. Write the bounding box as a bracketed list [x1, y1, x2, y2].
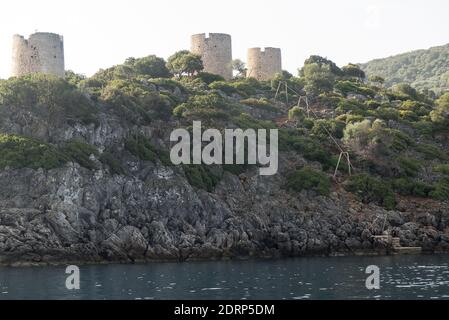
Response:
[190, 33, 232, 80]
[11, 32, 65, 78]
[246, 47, 282, 81]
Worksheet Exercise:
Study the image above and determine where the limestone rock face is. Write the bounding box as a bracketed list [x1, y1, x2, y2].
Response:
[1, 156, 448, 266]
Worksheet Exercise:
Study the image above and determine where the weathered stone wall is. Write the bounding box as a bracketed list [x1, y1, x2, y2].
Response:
[11, 32, 65, 78]
[191, 33, 232, 80]
[247, 47, 282, 81]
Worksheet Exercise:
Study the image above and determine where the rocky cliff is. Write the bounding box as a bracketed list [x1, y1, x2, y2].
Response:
[1, 65, 448, 266]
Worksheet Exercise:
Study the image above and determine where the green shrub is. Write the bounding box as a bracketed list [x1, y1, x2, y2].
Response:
[158, 150, 172, 166]
[0, 134, 68, 170]
[342, 119, 373, 148]
[396, 157, 422, 177]
[101, 79, 174, 123]
[148, 78, 186, 93]
[179, 77, 209, 92]
[228, 78, 265, 96]
[0, 74, 98, 125]
[222, 164, 250, 176]
[388, 129, 415, 152]
[330, 154, 352, 175]
[344, 174, 396, 209]
[433, 164, 449, 175]
[431, 93, 449, 128]
[385, 88, 412, 102]
[399, 110, 419, 122]
[183, 165, 221, 192]
[392, 178, 432, 197]
[99, 151, 125, 175]
[194, 72, 225, 85]
[400, 100, 430, 116]
[392, 83, 419, 100]
[86, 62, 147, 85]
[412, 120, 435, 136]
[279, 130, 334, 170]
[124, 55, 171, 78]
[209, 81, 238, 95]
[302, 118, 315, 129]
[311, 119, 345, 139]
[173, 92, 238, 120]
[302, 62, 336, 95]
[65, 70, 86, 86]
[334, 80, 375, 97]
[344, 125, 412, 158]
[373, 107, 400, 121]
[318, 92, 342, 107]
[342, 64, 366, 80]
[0, 135, 106, 171]
[125, 134, 171, 165]
[416, 144, 447, 160]
[125, 135, 157, 161]
[233, 113, 276, 130]
[62, 140, 99, 170]
[335, 99, 368, 116]
[336, 114, 365, 124]
[285, 167, 331, 196]
[365, 100, 381, 109]
[159, 91, 181, 105]
[288, 106, 305, 121]
[180, 108, 231, 121]
[240, 98, 278, 112]
[166, 50, 203, 78]
[430, 177, 449, 201]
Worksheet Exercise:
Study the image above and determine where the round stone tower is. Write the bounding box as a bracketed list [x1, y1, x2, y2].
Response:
[190, 33, 232, 80]
[11, 32, 65, 78]
[246, 47, 282, 81]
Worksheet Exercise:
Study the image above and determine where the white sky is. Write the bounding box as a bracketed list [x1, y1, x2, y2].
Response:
[0, 0, 448, 79]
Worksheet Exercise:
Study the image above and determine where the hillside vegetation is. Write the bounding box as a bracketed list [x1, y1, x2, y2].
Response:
[1, 51, 449, 209]
[360, 43, 449, 95]
[2, 51, 449, 264]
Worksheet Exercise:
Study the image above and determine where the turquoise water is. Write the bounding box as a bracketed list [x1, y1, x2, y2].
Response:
[1, 254, 449, 300]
